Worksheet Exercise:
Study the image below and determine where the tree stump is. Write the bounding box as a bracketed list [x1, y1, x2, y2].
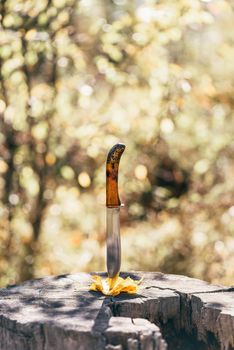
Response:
[0, 272, 233, 350]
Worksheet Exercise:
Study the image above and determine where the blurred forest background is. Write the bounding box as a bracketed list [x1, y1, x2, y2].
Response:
[0, 0, 234, 287]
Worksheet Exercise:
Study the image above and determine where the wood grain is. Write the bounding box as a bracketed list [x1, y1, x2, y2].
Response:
[0, 272, 233, 350]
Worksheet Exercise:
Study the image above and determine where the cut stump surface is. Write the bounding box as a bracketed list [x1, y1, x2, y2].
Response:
[0, 272, 233, 350]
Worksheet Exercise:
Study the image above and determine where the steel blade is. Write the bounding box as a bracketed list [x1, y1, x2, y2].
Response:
[106, 207, 121, 278]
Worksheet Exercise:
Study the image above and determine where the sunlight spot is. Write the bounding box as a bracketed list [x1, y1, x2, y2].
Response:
[0, 160, 8, 174]
[194, 159, 210, 174]
[79, 84, 93, 96]
[31, 122, 48, 140]
[58, 57, 69, 68]
[160, 118, 174, 134]
[78, 172, 91, 188]
[228, 206, 234, 217]
[134, 164, 148, 180]
[61, 166, 75, 180]
[214, 240, 224, 253]
[9, 194, 19, 205]
[136, 6, 154, 23]
[45, 153, 56, 166]
[0, 100, 6, 113]
[192, 231, 207, 246]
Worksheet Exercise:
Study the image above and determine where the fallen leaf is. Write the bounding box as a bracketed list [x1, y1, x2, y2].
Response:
[89, 275, 143, 296]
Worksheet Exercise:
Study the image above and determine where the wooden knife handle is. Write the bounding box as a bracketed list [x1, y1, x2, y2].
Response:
[106, 143, 125, 208]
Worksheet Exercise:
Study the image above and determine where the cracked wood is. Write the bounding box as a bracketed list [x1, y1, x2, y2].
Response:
[0, 272, 233, 350]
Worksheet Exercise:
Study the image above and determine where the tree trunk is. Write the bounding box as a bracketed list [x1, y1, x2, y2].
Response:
[19, 190, 46, 282]
[0, 272, 233, 350]
[18, 241, 39, 282]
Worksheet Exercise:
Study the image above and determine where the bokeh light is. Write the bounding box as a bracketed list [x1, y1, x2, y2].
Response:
[0, 0, 233, 287]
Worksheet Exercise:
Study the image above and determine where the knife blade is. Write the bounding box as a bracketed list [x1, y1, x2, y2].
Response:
[106, 143, 125, 278]
[106, 206, 121, 278]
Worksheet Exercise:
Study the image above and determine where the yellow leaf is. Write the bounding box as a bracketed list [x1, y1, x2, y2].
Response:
[90, 275, 143, 296]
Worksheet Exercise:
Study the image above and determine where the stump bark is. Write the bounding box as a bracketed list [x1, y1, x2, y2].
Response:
[0, 272, 233, 350]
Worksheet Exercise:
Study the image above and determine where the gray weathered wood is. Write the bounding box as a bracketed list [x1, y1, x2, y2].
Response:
[0, 272, 233, 350]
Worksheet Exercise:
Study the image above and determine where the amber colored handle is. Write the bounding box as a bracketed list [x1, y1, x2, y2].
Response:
[106, 143, 125, 208]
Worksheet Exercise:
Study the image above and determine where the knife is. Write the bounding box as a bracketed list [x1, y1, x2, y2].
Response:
[106, 143, 125, 278]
